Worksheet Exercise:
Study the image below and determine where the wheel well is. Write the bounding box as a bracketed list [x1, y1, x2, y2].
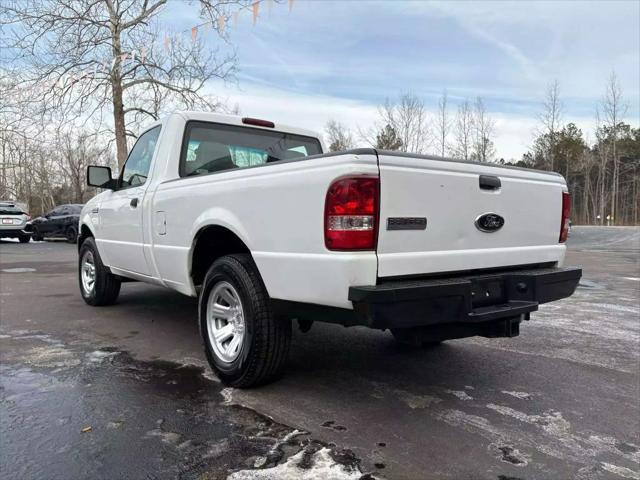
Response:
[191, 226, 250, 287]
[78, 224, 93, 251]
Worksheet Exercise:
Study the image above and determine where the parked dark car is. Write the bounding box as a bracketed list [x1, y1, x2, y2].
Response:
[28, 204, 83, 243]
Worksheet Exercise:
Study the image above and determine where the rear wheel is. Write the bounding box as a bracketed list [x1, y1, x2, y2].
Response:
[78, 237, 121, 306]
[199, 254, 291, 387]
[391, 327, 443, 348]
[18, 234, 30, 244]
[66, 226, 78, 244]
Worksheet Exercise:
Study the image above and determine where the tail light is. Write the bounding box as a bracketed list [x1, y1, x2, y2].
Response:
[559, 192, 570, 243]
[242, 117, 275, 128]
[324, 176, 379, 250]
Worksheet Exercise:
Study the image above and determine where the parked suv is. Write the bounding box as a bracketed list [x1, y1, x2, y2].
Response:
[29, 204, 83, 243]
[0, 202, 31, 243]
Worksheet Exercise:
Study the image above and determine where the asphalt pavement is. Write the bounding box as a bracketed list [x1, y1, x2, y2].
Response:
[1, 227, 639, 480]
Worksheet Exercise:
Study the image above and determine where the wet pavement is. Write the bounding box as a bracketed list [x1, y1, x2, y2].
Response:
[0, 227, 639, 480]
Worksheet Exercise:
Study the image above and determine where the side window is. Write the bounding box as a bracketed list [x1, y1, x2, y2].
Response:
[49, 208, 61, 217]
[120, 126, 161, 188]
[60, 206, 70, 215]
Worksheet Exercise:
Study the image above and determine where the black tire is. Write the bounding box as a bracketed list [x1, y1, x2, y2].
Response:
[18, 234, 30, 243]
[199, 254, 291, 388]
[66, 226, 78, 244]
[78, 237, 121, 306]
[391, 327, 443, 348]
[32, 228, 43, 241]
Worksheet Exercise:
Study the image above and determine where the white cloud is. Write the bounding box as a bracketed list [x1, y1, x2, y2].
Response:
[211, 83, 378, 142]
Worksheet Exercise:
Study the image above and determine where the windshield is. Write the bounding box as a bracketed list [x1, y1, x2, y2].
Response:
[180, 122, 323, 177]
[0, 205, 26, 215]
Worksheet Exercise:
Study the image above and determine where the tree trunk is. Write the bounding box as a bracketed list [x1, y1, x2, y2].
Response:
[1, 135, 6, 199]
[109, 10, 128, 168]
[111, 75, 127, 168]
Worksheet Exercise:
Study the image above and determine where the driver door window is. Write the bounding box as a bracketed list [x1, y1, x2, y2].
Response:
[119, 126, 161, 189]
[99, 125, 161, 275]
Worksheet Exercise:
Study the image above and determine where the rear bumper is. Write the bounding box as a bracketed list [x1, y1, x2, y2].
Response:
[0, 226, 30, 237]
[348, 267, 582, 330]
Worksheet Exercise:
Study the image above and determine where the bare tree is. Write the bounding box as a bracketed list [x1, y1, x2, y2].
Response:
[1, 0, 242, 167]
[435, 89, 451, 157]
[538, 80, 563, 170]
[324, 120, 355, 152]
[601, 71, 628, 224]
[453, 99, 474, 161]
[56, 131, 112, 203]
[471, 97, 495, 162]
[377, 92, 430, 154]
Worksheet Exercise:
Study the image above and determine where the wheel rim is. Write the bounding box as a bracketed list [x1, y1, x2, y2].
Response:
[81, 250, 96, 295]
[206, 281, 245, 363]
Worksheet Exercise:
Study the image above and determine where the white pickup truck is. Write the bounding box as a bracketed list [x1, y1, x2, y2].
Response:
[79, 112, 581, 387]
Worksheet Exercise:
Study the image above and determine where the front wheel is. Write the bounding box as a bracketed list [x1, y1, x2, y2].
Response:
[78, 237, 121, 306]
[31, 228, 43, 241]
[199, 254, 291, 388]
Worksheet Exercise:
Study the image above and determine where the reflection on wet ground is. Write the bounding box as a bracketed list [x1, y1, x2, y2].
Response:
[0, 332, 369, 480]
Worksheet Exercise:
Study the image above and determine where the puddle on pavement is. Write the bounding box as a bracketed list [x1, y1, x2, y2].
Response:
[0, 332, 371, 480]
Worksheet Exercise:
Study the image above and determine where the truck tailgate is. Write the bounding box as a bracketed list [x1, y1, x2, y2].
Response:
[376, 152, 567, 278]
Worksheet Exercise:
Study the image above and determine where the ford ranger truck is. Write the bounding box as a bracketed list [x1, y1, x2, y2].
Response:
[79, 112, 581, 387]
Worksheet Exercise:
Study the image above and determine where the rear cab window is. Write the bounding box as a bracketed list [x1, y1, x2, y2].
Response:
[179, 122, 323, 177]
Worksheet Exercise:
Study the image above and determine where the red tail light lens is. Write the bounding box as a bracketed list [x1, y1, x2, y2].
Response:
[559, 192, 570, 243]
[324, 176, 379, 250]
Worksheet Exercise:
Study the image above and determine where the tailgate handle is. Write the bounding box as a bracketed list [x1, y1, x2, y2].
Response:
[479, 175, 501, 190]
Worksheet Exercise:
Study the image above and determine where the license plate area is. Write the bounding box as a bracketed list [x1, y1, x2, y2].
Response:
[2, 218, 13, 224]
[471, 277, 506, 307]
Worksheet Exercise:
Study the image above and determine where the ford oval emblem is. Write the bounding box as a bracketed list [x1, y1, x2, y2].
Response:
[475, 213, 504, 232]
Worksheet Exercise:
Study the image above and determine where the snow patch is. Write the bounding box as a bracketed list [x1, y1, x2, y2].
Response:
[1, 267, 36, 273]
[446, 390, 473, 401]
[145, 428, 183, 446]
[24, 345, 80, 368]
[227, 447, 363, 480]
[491, 443, 531, 466]
[501, 390, 532, 400]
[220, 387, 235, 406]
[623, 277, 640, 282]
[86, 350, 119, 363]
[395, 389, 442, 409]
[601, 462, 640, 479]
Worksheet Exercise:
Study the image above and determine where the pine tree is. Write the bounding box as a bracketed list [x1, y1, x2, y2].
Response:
[376, 124, 403, 151]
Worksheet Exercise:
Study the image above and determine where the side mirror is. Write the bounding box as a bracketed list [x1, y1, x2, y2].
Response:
[87, 165, 116, 189]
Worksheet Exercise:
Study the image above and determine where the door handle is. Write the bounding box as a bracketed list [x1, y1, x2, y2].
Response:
[130, 198, 139, 208]
[479, 175, 501, 190]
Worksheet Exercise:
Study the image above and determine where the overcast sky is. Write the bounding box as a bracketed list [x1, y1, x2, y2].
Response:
[163, 0, 640, 160]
